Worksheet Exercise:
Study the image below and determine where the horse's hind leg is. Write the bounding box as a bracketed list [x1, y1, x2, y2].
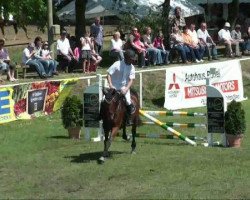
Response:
[131, 124, 136, 154]
[122, 123, 130, 141]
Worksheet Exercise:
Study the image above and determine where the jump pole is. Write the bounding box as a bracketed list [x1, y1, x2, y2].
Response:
[139, 110, 197, 146]
[142, 121, 206, 128]
[143, 111, 206, 117]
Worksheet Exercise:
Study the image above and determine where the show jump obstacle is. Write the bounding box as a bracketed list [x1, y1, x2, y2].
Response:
[139, 110, 197, 146]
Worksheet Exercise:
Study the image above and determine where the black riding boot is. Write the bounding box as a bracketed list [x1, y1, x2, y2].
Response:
[126, 104, 135, 126]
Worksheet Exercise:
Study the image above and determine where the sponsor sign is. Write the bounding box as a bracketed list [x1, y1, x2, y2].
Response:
[164, 60, 245, 110]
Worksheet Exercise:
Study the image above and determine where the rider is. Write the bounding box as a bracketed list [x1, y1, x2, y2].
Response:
[107, 49, 136, 124]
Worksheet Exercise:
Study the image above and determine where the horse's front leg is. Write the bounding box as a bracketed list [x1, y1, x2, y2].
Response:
[103, 130, 110, 158]
[103, 127, 119, 157]
[131, 124, 136, 154]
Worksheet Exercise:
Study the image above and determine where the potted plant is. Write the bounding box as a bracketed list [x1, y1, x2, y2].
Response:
[61, 95, 83, 139]
[225, 100, 246, 147]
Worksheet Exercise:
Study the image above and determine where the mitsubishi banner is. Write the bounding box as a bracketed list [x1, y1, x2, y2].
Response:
[164, 60, 245, 110]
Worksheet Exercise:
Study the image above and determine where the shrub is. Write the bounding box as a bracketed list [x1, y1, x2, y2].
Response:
[225, 100, 246, 135]
[61, 95, 83, 129]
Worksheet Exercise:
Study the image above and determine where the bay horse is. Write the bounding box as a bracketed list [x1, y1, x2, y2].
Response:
[98, 88, 140, 163]
[0, 16, 29, 40]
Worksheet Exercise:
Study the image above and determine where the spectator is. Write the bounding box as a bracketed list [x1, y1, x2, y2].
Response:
[90, 17, 104, 55]
[231, 24, 246, 54]
[57, 30, 76, 72]
[197, 22, 218, 60]
[169, 6, 186, 31]
[90, 37, 102, 70]
[22, 43, 47, 79]
[41, 41, 58, 75]
[188, 24, 205, 60]
[182, 26, 203, 63]
[110, 31, 124, 61]
[80, 32, 93, 73]
[133, 32, 147, 60]
[124, 27, 146, 68]
[153, 31, 170, 64]
[142, 27, 164, 66]
[218, 22, 241, 57]
[245, 26, 250, 53]
[0, 39, 17, 82]
[170, 27, 190, 64]
[34, 36, 54, 77]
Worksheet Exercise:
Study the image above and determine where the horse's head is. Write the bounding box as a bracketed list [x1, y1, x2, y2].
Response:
[100, 88, 126, 124]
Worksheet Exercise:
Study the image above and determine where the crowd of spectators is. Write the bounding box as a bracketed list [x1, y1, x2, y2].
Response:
[1, 7, 250, 82]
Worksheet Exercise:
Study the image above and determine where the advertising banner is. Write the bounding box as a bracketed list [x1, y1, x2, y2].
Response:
[0, 79, 78, 124]
[164, 60, 245, 110]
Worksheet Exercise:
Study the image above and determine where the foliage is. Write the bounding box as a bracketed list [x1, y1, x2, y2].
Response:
[0, 0, 48, 31]
[61, 95, 83, 129]
[225, 100, 246, 135]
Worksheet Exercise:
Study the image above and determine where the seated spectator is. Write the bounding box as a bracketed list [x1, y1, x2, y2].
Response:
[170, 27, 190, 64]
[41, 41, 58, 75]
[0, 39, 17, 82]
[197, 22, 218, 60]
[133, 32, 147, 59]
[109, 31, 124, 61]
[124, 27, 146, 68]
[188, 24, 205, 60]
[80, 32, 93, 73]
[231, 24, 246, 54]
[153, 31, 170, 64]
[57, 30, 76, 72]
[90, 37, 102, 70]
[73, 42, 82, 63]
[142, 27, 163, 66]
[245, 26, 250, 53]
[22, 43, 47, 79]
[34, 36, 54, 77]
[218, 22, 241, 57]
[182, 26, 203, 63]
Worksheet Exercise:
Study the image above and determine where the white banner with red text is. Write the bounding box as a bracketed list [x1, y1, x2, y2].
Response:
[164, 60, 245, 110]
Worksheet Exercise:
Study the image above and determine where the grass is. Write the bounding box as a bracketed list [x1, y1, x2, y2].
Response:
[1, 26, 250, 199]
[0, 100, 250, 199]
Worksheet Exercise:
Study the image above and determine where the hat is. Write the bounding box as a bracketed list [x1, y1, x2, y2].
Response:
[235, 24, 241, 29]
[224, 22, 231, 27]
[61, 30, 67, 35]
[124, 49, 136, 60]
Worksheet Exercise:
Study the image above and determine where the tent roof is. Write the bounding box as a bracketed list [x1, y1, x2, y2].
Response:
[188, 0, 250, 4]
[57, 0, 205, 22]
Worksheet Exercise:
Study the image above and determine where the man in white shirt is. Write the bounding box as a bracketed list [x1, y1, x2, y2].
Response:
[56, 30, 75, 72]
[197, 22, 218, 60]
[218, 22, 240, 57]
[107, 49, 136, 124]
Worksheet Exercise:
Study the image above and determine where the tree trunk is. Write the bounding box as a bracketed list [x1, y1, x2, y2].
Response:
[228, 0, 239, 28]
[75, 0, 87, 41]
[162, 0, 171, 49]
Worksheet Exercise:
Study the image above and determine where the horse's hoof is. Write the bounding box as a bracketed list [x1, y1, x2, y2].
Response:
[97, 156, 105, 164]
[122, 134, 131, 142]
[131, 150, 136, 155]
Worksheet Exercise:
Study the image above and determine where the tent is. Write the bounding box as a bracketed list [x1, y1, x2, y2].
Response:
[57, 0, 205, 22]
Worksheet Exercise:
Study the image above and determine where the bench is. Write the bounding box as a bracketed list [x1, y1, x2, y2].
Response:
[16, 64, 38, 79]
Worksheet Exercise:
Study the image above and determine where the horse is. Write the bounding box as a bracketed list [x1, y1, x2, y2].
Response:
[98, 88, 140, 163]
[0, 17, 29, 40]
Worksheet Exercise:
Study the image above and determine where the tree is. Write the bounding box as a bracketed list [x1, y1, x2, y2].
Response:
[1, 0, 47, 31]
[75, 0, 87, 41]
[162, 0, 171, 48]
[228, 0, 240, 28]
